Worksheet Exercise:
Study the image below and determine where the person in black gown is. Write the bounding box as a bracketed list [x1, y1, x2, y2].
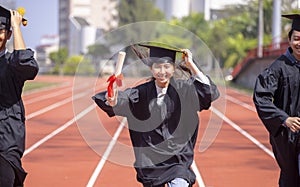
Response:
[0, 6, 38, 187]
[93, 44, 219, 187]
[253, 14, 300, 187]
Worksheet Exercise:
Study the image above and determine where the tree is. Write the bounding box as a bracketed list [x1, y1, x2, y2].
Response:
[117, 0, 294, 70]
[117, 0, 165, 46]
[63, 55, 95, 76]
[49, 48, 68, 75]
[206, 19, 231, 67]
[87, 43, 111, 72]
[118, 0, 164, 26]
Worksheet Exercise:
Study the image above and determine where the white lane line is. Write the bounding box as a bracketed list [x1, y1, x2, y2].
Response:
[85, 90, 265, 187]
[225, 95, 256, 112]
[224, 93, 275, 158]
[86, 118, 127, 187]
[210, 106, 274, 159]
[26, 91, 90, 120]
[191, 161, 206, 187]
[25, 83, 90, 104]
[86, 117, 206, 187]
[25, 87, 72, 104]
[23, 104, 95, 156]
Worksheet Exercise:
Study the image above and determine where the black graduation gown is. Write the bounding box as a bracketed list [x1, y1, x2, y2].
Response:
[0, 50, 39, 186]
[93, 77, 219, 186]
[253, 55, 300, 187]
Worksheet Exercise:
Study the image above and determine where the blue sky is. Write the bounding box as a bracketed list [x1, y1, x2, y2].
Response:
[16, 0, 58, 49]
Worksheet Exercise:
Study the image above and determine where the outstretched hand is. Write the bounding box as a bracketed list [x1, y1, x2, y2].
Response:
[285, 117, 300, 132]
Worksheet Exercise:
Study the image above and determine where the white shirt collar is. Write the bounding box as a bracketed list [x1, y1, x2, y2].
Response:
[155, 85, 167, 95]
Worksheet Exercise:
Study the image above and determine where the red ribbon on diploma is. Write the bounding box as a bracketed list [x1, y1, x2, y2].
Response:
[107, 74, 123, 97]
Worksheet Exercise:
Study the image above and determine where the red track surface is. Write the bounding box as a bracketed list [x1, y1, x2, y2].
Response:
[21, 75, 279, 187]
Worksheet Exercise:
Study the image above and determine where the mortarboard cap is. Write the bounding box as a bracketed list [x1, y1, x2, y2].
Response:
[0, 6, 11, 30]
[134, 43, 183, 66]
[282, 14, 300, 31]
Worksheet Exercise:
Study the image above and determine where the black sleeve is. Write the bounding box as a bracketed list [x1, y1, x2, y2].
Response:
[253, 66, 289, 136]
[9, 49, 39, 81]
[193, 76, 220, 111]
[92, 91, 116, 117]
[92, 88, 139, 117]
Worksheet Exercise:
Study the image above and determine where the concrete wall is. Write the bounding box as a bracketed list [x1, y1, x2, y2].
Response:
[233, 56, 278, 90]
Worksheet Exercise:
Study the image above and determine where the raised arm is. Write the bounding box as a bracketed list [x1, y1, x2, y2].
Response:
[10, 9, 25, 50]
[8, 9, 38, 81]
[181, 49, 210, 85]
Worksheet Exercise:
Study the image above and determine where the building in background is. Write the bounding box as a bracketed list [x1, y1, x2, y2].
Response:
[60, 0, 248, 45]
[190, 0, 209, 20]
[35, 35, 59, 73]
[154, 0, 190, 20]
[154, 0, 246, 21]
[59, 0, 119, 55]
[69, 16, 97, 55]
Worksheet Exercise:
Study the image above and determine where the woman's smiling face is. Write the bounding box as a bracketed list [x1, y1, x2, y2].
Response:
[150, 62, 175, 88]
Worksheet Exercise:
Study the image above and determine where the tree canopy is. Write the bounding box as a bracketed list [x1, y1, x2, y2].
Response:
[118, 0, 164, 26]
[49, 0, 298, 76]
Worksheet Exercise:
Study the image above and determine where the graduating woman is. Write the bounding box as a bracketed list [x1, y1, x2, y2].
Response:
[93, 44, 219, 187]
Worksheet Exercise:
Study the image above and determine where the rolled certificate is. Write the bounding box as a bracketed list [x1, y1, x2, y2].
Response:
[115, 51, 126, 76]
[107, 51, 126, 97]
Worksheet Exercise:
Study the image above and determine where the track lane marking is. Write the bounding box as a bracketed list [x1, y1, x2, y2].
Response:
[223, 92, 275, 158]
[225, 95, 256, 112]
[86, 118, 127, 187]
[191, 161, 206, 187]
[86, 117, 206, 187]
[23, 84, 105, 157]
[24, 85, 264, 186]
[23, 104, 95, 156]
[25, 87, 71, 104]
[26, 91, 90, 120]
[210, 106, 274, 158]
[25, 83, 90, 104]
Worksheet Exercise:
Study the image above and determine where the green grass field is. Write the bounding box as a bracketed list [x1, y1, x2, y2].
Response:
[23, 82, 61, 93]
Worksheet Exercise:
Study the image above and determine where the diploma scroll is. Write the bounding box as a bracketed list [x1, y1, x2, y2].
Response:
[107, 52, 126, 97]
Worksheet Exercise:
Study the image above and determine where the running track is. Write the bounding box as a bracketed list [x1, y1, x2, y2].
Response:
[21, 75, 279, 187]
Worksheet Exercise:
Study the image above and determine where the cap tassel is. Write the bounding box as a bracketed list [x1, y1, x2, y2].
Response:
[17, 7, 27, 26]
